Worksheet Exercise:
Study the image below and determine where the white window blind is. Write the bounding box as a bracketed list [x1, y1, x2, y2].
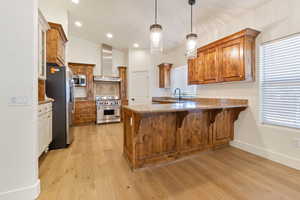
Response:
[260, 34, 300, 129]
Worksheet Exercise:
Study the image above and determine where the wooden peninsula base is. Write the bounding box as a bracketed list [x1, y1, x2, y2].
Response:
[123, 98, 247, 170]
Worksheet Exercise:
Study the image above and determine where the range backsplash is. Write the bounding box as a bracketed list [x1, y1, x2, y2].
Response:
[94, 82, 119, 97]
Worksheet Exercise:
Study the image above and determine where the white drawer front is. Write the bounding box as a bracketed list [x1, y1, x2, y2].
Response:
[39, 102, 52, 114]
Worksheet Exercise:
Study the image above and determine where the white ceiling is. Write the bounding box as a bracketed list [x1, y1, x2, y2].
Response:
[63, 0, 270, 50]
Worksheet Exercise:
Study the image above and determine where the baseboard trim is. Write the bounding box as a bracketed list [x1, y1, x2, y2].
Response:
[0, 179, 40, 200]
[230, 140, 300, 170]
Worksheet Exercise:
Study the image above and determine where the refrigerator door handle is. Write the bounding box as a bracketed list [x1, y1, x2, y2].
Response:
[70, 80, 76, 113]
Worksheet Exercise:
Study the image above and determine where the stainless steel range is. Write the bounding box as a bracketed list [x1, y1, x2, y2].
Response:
[96, 96, 121, 124]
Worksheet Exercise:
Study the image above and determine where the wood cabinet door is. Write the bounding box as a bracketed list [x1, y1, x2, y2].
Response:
[135, 113, 177, 160]
[61, 42, 66, 64]
[219, 37, 245, 82]
[188, 59, 195, 84]
[188, 58, 203, 84]
[179, 111, 209, 152]
[213, 110, 234, 146]
[57, 35, 64, 65]
[159, 67, 165, 88]
[200, 48, 218, 83]
[158, 64, 172, 88]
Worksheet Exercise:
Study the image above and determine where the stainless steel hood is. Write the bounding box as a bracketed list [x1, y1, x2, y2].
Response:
[94, 44, 121, 82]
[101, 44, 113, 76]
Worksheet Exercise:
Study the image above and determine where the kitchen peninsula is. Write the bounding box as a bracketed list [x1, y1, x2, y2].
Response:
[123, 97, 248, 169]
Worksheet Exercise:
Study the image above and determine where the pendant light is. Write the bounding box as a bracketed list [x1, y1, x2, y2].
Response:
[150, 0, 163, 53]
[186, 0, 198, 59]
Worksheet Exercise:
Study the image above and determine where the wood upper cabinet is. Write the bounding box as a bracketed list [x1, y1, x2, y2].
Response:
[219, 37, 244, 82]
[47, 22, 68, 66]
[188, 58, 201, 84]
[118, 66, 128, 106]
[188, 28, 260, 85]
[200, 47, 218, 83]
[158, 63, 172, 88]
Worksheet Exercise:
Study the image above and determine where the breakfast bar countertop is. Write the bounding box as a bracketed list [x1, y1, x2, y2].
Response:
[123, 97, 248, 114]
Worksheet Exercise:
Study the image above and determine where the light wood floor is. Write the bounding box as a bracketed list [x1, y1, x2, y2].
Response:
[38, 123, 300, 200]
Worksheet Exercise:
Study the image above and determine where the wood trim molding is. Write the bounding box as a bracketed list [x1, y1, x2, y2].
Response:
[38, 80, 46, 101]
[198, 28, 260, 52]
[48, 22, 68, 42]
[68, 62, 95, 67]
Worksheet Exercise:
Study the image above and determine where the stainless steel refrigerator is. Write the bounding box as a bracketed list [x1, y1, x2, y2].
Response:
[46, 64, 75, 149]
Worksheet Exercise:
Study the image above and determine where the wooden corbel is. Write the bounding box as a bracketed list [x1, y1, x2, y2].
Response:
[176, 111, 189, 129]
[207, 109, 222, 125]
[231, 107, 247, 122]
[132, 112, 142, 136]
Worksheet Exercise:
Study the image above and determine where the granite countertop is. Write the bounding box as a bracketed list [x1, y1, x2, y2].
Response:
[124, 97, 248, 114]
[38, 98, 55, 105]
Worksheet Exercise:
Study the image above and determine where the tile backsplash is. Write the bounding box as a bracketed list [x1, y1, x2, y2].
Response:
[74, 87, 87, 98]
[94, 82, 119, 97]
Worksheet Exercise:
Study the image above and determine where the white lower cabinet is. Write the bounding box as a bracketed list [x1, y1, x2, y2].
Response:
[38, 102, 53, 157]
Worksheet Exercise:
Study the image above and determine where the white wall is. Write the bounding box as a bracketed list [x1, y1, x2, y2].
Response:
[112, 49, 127, 76]
[39, 0, 70, 73]
[0, 0, 40, 199]
[67, 36, 127, 76]
[39, 0, 69, 36]
[68, 36, 101, 74]
[163, 0, 300, 169]
[170, 66, 197, 96]
[128, 49, 171, 104]
[150, 54, 172, 97]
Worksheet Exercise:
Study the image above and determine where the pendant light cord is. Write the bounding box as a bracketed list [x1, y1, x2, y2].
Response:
[191, 3, 193, 33]
[155, 0, 158, 24]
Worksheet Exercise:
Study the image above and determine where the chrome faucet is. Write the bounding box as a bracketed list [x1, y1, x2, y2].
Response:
[174, 88, 182, 100]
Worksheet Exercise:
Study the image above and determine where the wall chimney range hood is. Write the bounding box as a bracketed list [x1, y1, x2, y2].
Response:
[94, 44, 121, 82]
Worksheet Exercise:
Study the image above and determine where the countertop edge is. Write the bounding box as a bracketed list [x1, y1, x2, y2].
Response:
[123, 104, 248, 114]
[38, 98, 55, 105]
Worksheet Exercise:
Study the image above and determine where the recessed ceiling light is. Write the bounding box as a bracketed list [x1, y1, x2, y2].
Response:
[106, 33, 113, 39]
[72, 0, 80, 4]
[75, 21, 82, 27]
[133, 43, 139, 48]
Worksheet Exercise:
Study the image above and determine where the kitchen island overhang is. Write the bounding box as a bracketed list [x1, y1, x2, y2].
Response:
[122, 99, 248, 170]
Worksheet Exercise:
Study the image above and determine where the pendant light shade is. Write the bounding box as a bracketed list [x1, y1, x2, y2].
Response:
[186, 33, 197, 58]
[186, 0, 198, 59]
[150, 0, 163, 53]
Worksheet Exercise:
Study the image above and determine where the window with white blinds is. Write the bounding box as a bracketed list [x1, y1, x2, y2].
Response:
[260, 34, 300, 129]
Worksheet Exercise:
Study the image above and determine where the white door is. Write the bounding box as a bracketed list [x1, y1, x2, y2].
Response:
[129, 70, 150, 105]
